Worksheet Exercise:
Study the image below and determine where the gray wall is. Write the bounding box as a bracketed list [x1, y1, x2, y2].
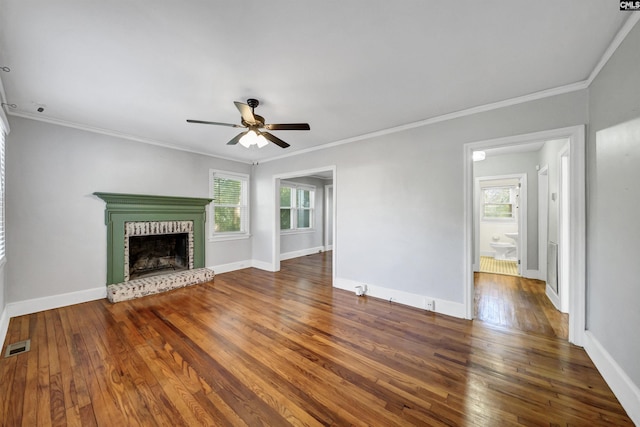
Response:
[587, 21, 640, 387]
[5, 116, 251, 303]
[252, 90, 588, 304]
[280, 176, 327, 256]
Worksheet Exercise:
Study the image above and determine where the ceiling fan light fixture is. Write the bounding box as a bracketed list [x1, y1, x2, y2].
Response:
[256, 133, 269, 148]
[239, 129, 259, 148]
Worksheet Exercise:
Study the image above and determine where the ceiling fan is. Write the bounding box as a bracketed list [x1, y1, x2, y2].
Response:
[186, 98, 310, 149]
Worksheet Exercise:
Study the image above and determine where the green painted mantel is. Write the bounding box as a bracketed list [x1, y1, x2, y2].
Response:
[94, 192, 213, 285]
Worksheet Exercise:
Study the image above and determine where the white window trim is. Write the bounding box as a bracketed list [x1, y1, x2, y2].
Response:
[280, 181, 315, 233]
[209, 169, 250, 242]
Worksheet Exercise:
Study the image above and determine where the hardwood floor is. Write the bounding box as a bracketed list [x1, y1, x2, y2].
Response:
[0, 253, 632, 426]
[474, 272, 569, 340]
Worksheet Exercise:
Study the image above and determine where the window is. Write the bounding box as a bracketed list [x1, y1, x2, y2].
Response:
[482, 186, 517, 220]
[280, 182, 314, 232]
[210, 170, 249, 239]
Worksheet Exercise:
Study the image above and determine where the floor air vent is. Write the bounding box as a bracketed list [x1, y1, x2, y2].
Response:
[4, 339, 31, 357]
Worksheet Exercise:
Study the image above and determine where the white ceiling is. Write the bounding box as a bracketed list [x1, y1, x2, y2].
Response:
[0, 1, 634, 163]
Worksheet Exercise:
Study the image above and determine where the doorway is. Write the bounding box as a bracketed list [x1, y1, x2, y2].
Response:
[272, 166, 336, 284]
[464, 126, 586, 346]
[474, 174, 526, 277]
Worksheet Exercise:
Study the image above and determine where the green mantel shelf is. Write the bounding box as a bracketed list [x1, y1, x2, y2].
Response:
[94, 192, 213, 285]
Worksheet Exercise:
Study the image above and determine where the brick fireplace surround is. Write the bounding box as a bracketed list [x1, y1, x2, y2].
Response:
[94, 192, 214, 302]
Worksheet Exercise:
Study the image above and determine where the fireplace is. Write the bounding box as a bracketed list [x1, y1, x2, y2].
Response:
[94, 192, 212, 285]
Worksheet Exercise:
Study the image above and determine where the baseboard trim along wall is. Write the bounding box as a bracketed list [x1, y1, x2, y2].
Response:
[251, 259, 277, 272]
[545, 283, 561, 311]
[583, 331, 640, 425]
[6, 287, 107, 319]
[334, 277, 466, 319]
[209, 260, 254, 274]
[280, 246, 324, 261]
[522, 269, 539, 280]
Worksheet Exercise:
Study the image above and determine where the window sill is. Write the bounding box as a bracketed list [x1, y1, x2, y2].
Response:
[481, 218, 516, 223]
[280, 229, 315, 235]
[209, 234, 251, 242]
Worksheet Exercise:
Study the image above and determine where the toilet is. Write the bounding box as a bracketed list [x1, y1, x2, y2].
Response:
[490, 232, 518, 260]
[489, 242, 516, 260]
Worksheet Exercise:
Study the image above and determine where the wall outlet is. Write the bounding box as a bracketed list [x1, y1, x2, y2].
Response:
[425, 299, 435, 311]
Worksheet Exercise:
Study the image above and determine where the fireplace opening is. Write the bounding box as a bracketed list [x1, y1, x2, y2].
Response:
[128, 233, 189, 280]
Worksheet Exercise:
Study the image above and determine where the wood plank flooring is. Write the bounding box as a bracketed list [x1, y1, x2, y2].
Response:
[0, 252, 632, 426]
[475, 272, 569, 340]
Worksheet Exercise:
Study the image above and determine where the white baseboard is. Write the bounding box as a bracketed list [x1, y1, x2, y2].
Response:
[209, 259, 277, 274]
[325, 245, 333, 251]
[522, 269, 539, 280]
[280, 246, 324, 261]
[545, 283, 561, 311]
[251, 259, 276, 272]
[334, 277, 466, 319]
[0, 305, 9, 349]
[480, 250, 495, 257]
[583, 331, 640, 425]
[209, 260, 253, 274]
[6, 286, 107, 319]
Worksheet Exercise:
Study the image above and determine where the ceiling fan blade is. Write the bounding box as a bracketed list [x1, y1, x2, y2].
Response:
[186, 119, 243, 128]
[262, 132, 290, 148]
[227, 131, 248, 145]
[264, 123, 310, 131]
[234, 101, 257, 125]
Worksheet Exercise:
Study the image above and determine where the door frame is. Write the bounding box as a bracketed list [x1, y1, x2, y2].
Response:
[463, 125, 585, 346]
[272, 166, 337, 282]
[324, 184, 334, 251]
[473, 174, 527, 275]
[558, 144, 571, 313]
[538, 164, 549, 285]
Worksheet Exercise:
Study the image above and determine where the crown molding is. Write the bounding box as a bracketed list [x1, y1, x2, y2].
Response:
[5, 110, 253, 164]
[586, 13, 640, 86]
[258, 80, 589, 164]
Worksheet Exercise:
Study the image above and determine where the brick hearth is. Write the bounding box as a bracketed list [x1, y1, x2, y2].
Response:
[107, 267, 215, 303]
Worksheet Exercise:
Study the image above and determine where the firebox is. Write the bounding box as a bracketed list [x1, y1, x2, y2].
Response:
[123, 220, 195, 281]
[128, 233, 189, 279]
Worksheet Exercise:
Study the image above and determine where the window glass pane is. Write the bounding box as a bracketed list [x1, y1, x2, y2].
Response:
[297, 209, 311, 228]
[484, 204, 512, 218]
[214, 178, 242, 205]
[280, 209, 292, 229]
[214, 207, 242, 232]
[483, 188, 510, 204]
[280, 187, 292, 208]
[297, 189, 311, 208]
